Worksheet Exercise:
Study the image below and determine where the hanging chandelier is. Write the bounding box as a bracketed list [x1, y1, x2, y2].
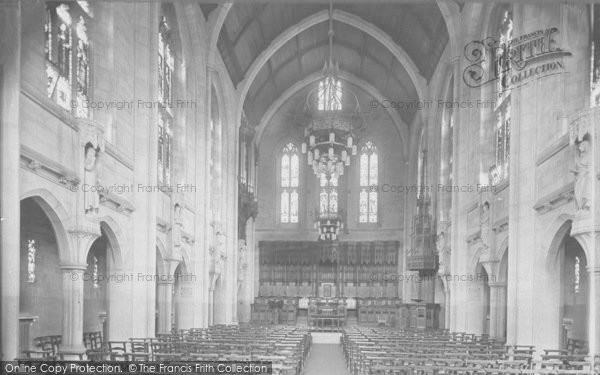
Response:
[314, 209, 344, 241]
[300, 1, 363, 181]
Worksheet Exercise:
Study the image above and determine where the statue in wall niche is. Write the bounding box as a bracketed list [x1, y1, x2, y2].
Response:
[84, 142, 100, 214]
[172, 203, 183, 247]
[479, 201, 491, 249]
[571, 135, 592, 212]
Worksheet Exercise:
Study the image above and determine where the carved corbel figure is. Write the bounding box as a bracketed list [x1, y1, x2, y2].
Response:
[83, 143, 100, 215]
[571, 135, 592, 213]
[479, 200, 491, 250]
[569, 109, 598, 215]
[171, 194, 184, 248]
[79, 119, 104, 217]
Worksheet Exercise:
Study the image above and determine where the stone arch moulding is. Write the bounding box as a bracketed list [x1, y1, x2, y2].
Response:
[156, 240, 168, 278]
[435, 0, 460, 59]
[98, 218, 125, 272]
[207, 4, 233, 67]
[233, 8, 428, 150]
[236, 9, 426, 106]
[20, 189, 72, 264]
[543, 215, 574, 274]
[493, 236, 509, 279]
[255, 71, 409, 162]
[469, 244, 495, 278]
[209, 67, 233, 137]
[156, 237, 180, 277]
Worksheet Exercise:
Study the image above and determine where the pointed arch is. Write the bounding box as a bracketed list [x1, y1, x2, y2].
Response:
[20, 189, 71, 264]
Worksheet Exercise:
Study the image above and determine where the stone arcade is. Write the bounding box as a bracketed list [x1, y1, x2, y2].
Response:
[0, 1, 598, 373]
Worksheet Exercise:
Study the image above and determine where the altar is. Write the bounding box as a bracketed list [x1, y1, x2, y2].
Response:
[308, 297, 347, 328]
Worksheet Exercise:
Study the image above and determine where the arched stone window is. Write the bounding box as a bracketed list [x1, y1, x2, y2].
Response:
[281, 143, 299, 223]
[319, 173, 338, 216]
[359, 141, 378, 223]
[157, 15, 174, 185]
[317, 78, 342, 111]
[489, 7, 512, 185]
[44, 2, 91, 117]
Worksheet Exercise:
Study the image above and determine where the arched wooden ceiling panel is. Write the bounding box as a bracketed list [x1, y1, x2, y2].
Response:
[242, 20, 418, 129]
[217, 3, 448, 88]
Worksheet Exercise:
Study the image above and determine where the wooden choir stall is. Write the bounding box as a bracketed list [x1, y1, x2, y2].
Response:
[252, 240, 441, 329]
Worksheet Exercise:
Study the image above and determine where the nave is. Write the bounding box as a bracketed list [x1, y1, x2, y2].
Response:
[16, 323, 600, 375]
[1, 0, 600, 371]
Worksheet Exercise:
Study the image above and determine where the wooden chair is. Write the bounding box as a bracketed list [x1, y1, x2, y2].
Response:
[107, 341, 128, 361]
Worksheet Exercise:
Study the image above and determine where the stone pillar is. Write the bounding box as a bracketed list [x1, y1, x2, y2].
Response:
[0, 0, 21, 361]
[60, 264, 87, 352]
[175, 278, 195, 329]
[489, 282, 507, 341]
[572, 230, 599, 357]
[156, 280, 174, 334]
[587, 263, 600, 358]
[62, 226, 100, 353]
[568, 106, 599, 357]
[208, 288, 215, 326]
[444, 287, 451, 330]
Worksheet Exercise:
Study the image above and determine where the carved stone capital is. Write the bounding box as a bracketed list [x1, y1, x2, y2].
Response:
[67, 224, 101, 264]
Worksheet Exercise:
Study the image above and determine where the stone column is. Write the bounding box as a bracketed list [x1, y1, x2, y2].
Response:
[587, 262, 600, 358]
[156, 280, 174, 334]
[444, 287, 451, 330]
[488, 282, 507, 341]
[175, 278, 195, 329]
[568, 106, 599, 357]
[0, 0, 21, 361]
[208, 288, 215, 326]
[572, 229, 599, 357]
[60, 264, 87, 352]
[62, 226, 100, 353]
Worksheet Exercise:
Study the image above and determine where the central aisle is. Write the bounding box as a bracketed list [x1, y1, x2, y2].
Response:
[302, 333, 349, 375]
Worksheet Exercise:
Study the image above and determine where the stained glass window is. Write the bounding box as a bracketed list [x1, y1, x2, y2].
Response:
[317, 77, 342, 111]
[158, 16, 174, 186]
[45, 4, 72, 112]
[45, 8, 52, 61]
[319, 173, 338, 215]
[45, 2, 91, 117]
[27, 239, 37, 283]
[210, 87, 222, 223]
[496, 9, 513, 102]
[281, 143, 299, 223]
[75, 16, 89, 118]
[359, 141, 378, 223]
[574, 256, 581, 294]
[490, 8, 512, 186]
[592, 5, 600, 106]
[92, 256, 99, 288]
[492, 103, 510, 185]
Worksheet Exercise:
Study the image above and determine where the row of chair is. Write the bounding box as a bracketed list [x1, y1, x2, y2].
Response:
[30, 325, 312, 375]
[342, 327, 599, 375]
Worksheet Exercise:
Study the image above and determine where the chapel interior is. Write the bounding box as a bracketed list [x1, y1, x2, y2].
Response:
[0, 1, 599, 374]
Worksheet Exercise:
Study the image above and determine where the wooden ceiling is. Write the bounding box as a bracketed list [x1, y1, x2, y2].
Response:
[211, 3, 449, 130]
